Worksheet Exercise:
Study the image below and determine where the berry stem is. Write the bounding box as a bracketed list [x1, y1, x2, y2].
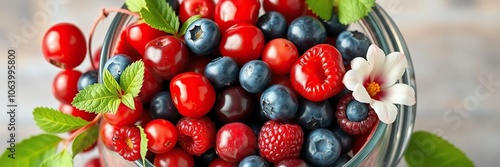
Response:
[88, 8, 141, 70]
[62, 114, 103, 149]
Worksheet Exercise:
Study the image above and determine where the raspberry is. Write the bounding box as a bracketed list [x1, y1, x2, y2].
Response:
[112, 126, 141, 161]
[335, 93, 378, 135]
[258, 120, 304, 164]
[176, 117, 216, 156]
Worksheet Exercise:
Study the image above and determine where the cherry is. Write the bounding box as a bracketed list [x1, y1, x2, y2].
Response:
[99, 120, 120, 150]
[143, 35, 189, 80]
[185, 56, 211, 74]
[213, 86, 255, 123]
[219, 23, 265, 66]
[179, 0, 215, 23]
[113, 28, 141, 61]
[144, 119, 178, 154]
[263, 0, 306, 24]
[42, 22, 86, 69]
[154, 147, 195, 167]
[138, 67, 163, 102]
[208, 158, 238, 167]
[215, 122, 257, 162]
[261, 38, 299, 75]
[52, 69, 82, 104]
[103, 98, 143, 127]
[214, 0, 261, 31]
[126, 22, 168, 56]
[170, 72, 216, 118]
[59, 103, 96, 122]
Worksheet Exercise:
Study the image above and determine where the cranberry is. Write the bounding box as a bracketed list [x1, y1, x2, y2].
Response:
[215, 122, 257, 162]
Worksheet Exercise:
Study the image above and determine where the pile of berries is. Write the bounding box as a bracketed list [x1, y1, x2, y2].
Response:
[42, 0, 381, 166]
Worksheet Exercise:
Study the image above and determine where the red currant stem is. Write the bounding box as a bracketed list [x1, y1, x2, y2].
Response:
[62, 114, 103, 150]
[88, 8, 141, 70]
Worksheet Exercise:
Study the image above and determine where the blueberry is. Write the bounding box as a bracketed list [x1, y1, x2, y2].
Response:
[149, 91, 181, 123]
[304, 128, 341, 166]
[331, 154, 352, 167]
[204, 56, 239, 89]
[184, 18, 221, 56]
[238, 155, 270, 167]
[260, 84, 298, 121]
[320, 12, 349, 37]
[165, 0, 179, 13]
[77, 69, 98, 91]
[295, 99, 334, 132]
[287, 16, 326, 53]
[103, 54, 133, 82]
[336, 30, 371, 65]
[256, 11, 287, 41]
[239, 60, 271, 93]
[346, 100, 369, 122]
[194, 148, 217, 166]
[331, 125, 354, 153]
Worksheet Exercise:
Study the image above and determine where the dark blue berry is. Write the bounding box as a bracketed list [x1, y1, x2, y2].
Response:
[336, 30, 371, 65]
[332, 154, 351, 167]
[260, 84, 298, 121]
[296, 99, 334, 132]
[149, 91, 181, 123]
[346, 100, 369, 122]
[184, 18, 221, 56]
[320, 12, 348, 37]
[304, 128, 341, 166]
[287, 16, 326, 53]
[103, 54, 132, 83]
[194, 148, 217, 166]
[256, 11, 287, 41]
[204, 56, 239, 89]
[239, 60, 271, 93]
[77, 69, 98, 91]
[166, 0, 179, 13]
[238, 155, 270, 167]
[331, 125, 354, 153]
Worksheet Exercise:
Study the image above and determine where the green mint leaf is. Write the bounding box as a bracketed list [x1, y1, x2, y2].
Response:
[140, 0, 180, 36]
[71, 125, 98, 157]
[121, 93, 135, 110]
[125, 0, 146, 13]
[33, 107, 89, 133]
[137, 125, 149, 166]
[405, 131, 474, 167]
[0, 134, 62, 167]
[103, 70, 122, 97]
[337, 0, 375, 25]
[120, 60, 145, 99]
[72, 83, 121, 114]
[179, 14, 202, 36]
[305, 0, 334, 21]
[40, 150, 73, 167]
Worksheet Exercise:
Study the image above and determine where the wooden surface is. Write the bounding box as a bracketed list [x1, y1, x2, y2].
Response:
[0, 0, 499, 166]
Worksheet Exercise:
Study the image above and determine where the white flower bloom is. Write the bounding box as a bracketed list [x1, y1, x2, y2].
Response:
[342, 44, 416, 124]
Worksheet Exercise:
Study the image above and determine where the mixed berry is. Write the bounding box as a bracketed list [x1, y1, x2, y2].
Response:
[41, 0, 386, 166]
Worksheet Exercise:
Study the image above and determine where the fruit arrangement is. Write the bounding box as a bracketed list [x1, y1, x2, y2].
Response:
[0, 0, 417, 167]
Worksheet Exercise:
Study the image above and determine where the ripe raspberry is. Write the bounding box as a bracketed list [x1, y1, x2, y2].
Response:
[258, 120, 304, 164]
[336, 93, 378, 135]
[112, 126, 141, 161]
[176, 117, 216, 156]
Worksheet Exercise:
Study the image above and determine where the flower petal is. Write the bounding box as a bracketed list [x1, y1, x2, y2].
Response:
[343, 69, 363, 91]
[370, 99, 398, 124]
[353, 84, 371, 103]
[350, 57, 372, 77]
[380, 52, 408, 88]
[366, 44, 386, 80]
[382, 84, 416, 105]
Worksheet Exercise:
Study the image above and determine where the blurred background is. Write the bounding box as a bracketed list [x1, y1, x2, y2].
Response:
[0, 0, 499, 166]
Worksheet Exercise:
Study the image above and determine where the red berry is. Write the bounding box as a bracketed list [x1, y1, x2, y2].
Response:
[261, 38, 299, 75]
[126, 22, 168, 56]
[138, 67, 163, 102]
[215, 122, 257, 162]
[176, 117, 216, 156]
[219, 24, 265, 66]
[208, 158, 238, 167]
[170, 72, 216, 118]
[258, 120, 304, 164]
[144, 35, 189, 80]
[185, 56, 211, 74]
[145, 119, 178, 154]
[263, 0, 306, 24]
[179, 0, 215, 23]
[84, 157, 101, 167]
[290, 44, 345, 102]
[352, 121, 379, 154]
[214, 0, 260, 31]
[113, 28, 142, 61]
[99, 120, 119, 150]
[59, 103, 96, 122]
[103, 98, 143, 127]
[336, 93, 378, 135]
[42, 22, 86, 69]
[52, 69, 81, 104]
[154, 147, 195, 167]
[112, 126, 141, 161]
[274, 158, 308, 167]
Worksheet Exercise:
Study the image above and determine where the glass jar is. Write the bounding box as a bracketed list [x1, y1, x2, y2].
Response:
[98, 4, 417, 167]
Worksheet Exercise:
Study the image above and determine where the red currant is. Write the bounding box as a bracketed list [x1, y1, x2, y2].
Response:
[214, 0, 260, 31]
[144, 119, 178, 154]
[59, 103, 96, 122]
[99, 120, 119, 150]
[52, 69, 81, 104]
[261, 38, 299, 75]
[219, 24, 265, 66]
[170, 72, 216, 118]
[103, 98, 143, 127]
[42, 22, 86, 69]
[263, 0, 306, 23]
[154, 147, 195, 167]
[179, 0, 215, 23]
[126, 22, 168, 56]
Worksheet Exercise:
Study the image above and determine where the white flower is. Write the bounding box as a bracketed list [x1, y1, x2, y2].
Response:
[342, 44, 416, 124]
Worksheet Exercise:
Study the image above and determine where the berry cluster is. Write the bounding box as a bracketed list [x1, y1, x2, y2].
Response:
[42, 0, 380, 166]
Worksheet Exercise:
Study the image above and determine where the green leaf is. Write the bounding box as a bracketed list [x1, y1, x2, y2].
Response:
[71, 125, 99, 157]
[125, 0, 146, 12]
[0, 134, 62, 167]
[72, 83, 121, 114]
[179, 14, 202, 36]
[337, 0, 375, 25]
[140, 0, 180, 36]
[138, 125, 148, 166]
[40, 150, 73, 167]
[305, 0, 334, 21]
[405, 131, 474, 167]
[33, 107, 89, 133]
[120, 60, 145, 99]
[121, 93, 135, 110]
[103, 70, 122, 97]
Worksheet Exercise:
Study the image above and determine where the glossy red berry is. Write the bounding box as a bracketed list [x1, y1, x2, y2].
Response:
[144, 35, 189, 80]
[112, 126, 141, 161]
[84, 157, 101, 167]
[336, 93, 378, 135]
[59, 103, 96, 122]
[52, 69, 82, 104]
[154, 147, 195, 167]
[214, 0, 260, 31]
[215, 122, 257, 162]
[170, 72, 216, 118]
[258, 120, 304, 164]
[138, 67, 163, 102]
[219, 24, 265, 66]
[261, 38, 299, 75]
[99, 120, 119, 150]
[145, 119, 178, 154]
[42, 22, 86, 69]
[126, 22, 168, 56]
[208, 158, 238, 167]
[103, 98, 143, 127]
[176, 117, 216, 156]
[263, 0, 306, 23]
[113, 28, 142, 61]
[179, 0, 215, 23]
[185, 56, 211, 74]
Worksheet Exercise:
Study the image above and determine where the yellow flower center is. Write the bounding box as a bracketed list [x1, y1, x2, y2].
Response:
[366, 82, 381, 97]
